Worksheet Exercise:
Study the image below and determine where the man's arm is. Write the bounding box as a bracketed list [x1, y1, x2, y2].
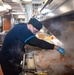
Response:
[27, 37, 57, 50]
[27, 37, 65, 55]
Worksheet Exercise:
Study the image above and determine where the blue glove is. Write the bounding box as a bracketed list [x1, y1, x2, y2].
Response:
[57, 47, 65, 55]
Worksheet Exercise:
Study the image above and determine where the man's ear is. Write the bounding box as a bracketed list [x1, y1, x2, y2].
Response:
[28, 24, 33, 29]
[27, 24, 34, 32]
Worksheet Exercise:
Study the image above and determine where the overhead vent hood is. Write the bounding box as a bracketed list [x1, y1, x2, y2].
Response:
[38, 0, 74, 20]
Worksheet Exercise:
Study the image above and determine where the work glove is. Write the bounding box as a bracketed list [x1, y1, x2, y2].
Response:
[57, 47, 65, 55]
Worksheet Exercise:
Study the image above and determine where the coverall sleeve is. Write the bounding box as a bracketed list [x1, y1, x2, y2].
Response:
[26, 37, 55, 50]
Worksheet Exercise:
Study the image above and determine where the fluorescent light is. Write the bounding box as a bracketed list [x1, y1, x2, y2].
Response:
[17, 15, 25, 18]
[3, 3, 12, 9]
[12, 0, 20, 2]
[0, 6, 7, 11]
[44, 0, 48, 3]
[41, 9, 51, 14]
[38, 8, 40, 11]
[23, 0, 32, 2]
[60, 6, 69, 13]
[46, 13, 55, 17]
[12, 12, 25, 15]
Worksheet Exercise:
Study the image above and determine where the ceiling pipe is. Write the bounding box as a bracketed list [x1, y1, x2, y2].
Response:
[24, 3, 32, 22]
[40, 0, 53, 12]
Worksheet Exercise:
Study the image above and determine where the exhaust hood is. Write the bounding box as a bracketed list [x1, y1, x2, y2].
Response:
[38, 0, 74, 20]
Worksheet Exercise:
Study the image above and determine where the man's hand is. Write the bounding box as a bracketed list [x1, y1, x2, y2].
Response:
[57, 47, 65, 55]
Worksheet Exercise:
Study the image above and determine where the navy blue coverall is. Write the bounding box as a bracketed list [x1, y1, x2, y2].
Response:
[0, 23, 54, 75]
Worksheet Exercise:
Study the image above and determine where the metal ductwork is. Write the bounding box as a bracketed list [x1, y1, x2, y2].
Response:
[39, 0, 74, 20]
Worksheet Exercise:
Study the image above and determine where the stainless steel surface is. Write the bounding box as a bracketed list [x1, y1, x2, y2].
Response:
[52, 0, 74, 17]
[42, 12, 74, 38]
[40, 0, 53, 12]
[40, 0, 74, 20]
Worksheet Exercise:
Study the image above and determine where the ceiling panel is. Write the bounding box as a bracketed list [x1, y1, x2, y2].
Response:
[53, 0, 74, 14]
[3, 0, 20, 3]
[8, 3, 22, 10]
[3, 0, 14, 2]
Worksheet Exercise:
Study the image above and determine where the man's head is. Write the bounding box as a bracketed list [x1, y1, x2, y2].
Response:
[28, 18, 43, 30]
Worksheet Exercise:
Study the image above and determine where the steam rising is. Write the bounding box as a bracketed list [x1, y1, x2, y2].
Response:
[39, 17, 74, 75]
[26, 16, 74, 75]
